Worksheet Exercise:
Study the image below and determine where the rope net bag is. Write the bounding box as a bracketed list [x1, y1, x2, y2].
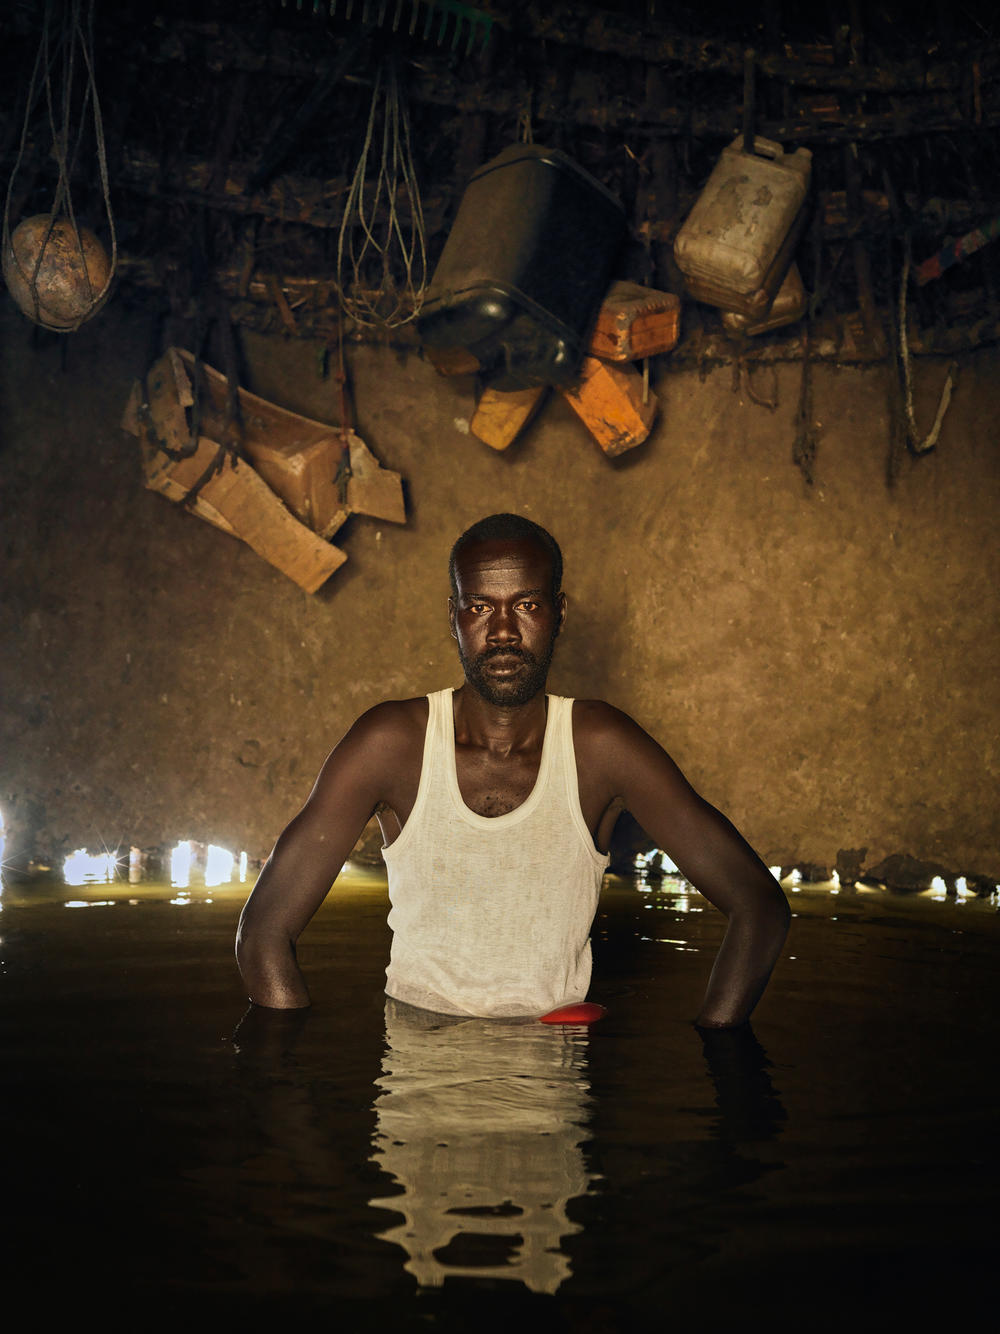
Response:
[336, 56, 427, 330]
[2, 0, 117, 332]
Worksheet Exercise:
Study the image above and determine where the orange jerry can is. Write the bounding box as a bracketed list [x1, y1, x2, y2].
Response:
[471, 384, 547, 450]
[559, 355, 657, 457]
[588, 282, 681, 361]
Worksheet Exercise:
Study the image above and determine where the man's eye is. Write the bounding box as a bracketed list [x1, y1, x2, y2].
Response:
[518, 601, 538, 612]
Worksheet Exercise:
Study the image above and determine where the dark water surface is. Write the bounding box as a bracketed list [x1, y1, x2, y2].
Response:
[3, 871, 997, 1329]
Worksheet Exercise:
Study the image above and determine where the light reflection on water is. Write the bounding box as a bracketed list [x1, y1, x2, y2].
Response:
[0, 860, 382, 910]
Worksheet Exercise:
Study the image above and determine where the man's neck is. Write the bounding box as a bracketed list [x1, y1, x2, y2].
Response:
[452, 684, 549, 756]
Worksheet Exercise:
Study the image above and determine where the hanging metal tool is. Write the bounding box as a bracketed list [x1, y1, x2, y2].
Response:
[286, 0, 494, 55]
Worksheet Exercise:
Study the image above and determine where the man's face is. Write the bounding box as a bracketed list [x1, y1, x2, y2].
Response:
[449, 537, 566, 708]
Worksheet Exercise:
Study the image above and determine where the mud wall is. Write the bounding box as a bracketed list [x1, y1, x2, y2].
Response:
[1, 301, 997, 879]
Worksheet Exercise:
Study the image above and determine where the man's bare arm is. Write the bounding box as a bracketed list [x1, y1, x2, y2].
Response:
[235, 705, 409, 1008]
[578, 703, 790, 1028]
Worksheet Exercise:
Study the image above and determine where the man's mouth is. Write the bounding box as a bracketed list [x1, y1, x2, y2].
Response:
[479, 649, 530, 674]
[483, 657, 524, 673]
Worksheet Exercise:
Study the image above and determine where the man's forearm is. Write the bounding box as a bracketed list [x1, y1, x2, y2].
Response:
[236, 927, 311, 1009]
[694, 900, 790, 1028]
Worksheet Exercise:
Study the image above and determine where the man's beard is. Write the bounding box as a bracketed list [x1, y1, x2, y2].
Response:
[459, 640, 556, 707]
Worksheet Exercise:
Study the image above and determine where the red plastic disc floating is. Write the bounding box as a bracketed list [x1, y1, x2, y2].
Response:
[538, 1002, 607, 1025]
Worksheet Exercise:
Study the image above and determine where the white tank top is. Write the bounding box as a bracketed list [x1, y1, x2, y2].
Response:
[382, 688, 610, 1017]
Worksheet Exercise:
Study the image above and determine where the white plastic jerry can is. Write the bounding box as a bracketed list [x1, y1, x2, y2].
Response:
[674, 136, 812, 318]
[721, 262, 807, 338]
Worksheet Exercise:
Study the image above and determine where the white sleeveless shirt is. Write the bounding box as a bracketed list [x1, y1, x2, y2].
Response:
[382, 688, 610, 1017]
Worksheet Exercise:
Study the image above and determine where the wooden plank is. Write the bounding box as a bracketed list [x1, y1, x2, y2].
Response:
[139, 430, 347, 593]
[170, 348, 402, 536]
[156, 15, 997, 94]
[346, 433, 406, 524]
[135, 351, 347, 591]
[120, 379, 144, 436]
[244, 429, 349, 539]
[143, 349, 197, 457]
[172, 347, 343, 531]
[139, 431, 236, 536]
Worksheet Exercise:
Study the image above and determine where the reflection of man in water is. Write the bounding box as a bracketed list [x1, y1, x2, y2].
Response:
[237, 513, 789, 1026]
[370, 1001, 594, 1294]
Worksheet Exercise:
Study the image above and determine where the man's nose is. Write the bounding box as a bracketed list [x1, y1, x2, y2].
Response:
[487, 605, 520, 642]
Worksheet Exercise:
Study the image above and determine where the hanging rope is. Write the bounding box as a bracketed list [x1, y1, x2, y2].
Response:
[333, 303, 354, 512]
[336, 56, 426, 330]
[898, 232, 957, 454]
[2, 0, 117, 332]
[517, 90, 534, 145]
[793, 230, 820, 484]
[793, 322, 818, 484]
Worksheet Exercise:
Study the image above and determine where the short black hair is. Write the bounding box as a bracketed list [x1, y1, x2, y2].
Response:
[449, 513, 563, 602]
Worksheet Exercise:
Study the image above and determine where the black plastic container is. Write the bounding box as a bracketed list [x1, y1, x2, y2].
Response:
[417, 145, 626, 390]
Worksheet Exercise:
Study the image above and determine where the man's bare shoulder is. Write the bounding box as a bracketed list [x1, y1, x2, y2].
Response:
[310, 696, 429, 807]
[570, 698, 678, 784]
[347, 695, 429, 753]
[570, 697, 646, 743]
[569, 696, 701, 830]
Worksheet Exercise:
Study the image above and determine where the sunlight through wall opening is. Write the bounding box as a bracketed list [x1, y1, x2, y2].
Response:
[168, 840, 250, 892]
[747, 865, 1000, 904]
[28, 830, 1000, 910]
[63, 848, 120, 886]
[633, 848, 680, 876]
[205, 845, 234, 887]
[170, 840, 193, 888]
[767, 867, 1000, 905]
[55, 840, 252, 894]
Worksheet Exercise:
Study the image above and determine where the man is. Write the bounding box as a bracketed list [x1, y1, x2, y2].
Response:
[236, 513, 789, 1027]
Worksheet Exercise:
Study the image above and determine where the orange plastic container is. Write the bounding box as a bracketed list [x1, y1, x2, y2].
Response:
[559, 356, 657, 456]
[588, 282, 681, 361]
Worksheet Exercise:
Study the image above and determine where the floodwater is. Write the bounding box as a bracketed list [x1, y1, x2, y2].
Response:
[3, 867, 998, 1330]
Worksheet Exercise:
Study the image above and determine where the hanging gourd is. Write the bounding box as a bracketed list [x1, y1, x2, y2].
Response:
[4, 215, 112, 330]
[2, 0, 116, 332]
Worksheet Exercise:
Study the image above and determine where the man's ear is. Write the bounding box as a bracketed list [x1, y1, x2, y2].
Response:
[555, 591, 567, 635]
[448, 596, 457, 640]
